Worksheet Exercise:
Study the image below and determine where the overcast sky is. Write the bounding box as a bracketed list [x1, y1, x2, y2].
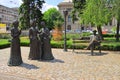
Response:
[0, 0, 63, 13]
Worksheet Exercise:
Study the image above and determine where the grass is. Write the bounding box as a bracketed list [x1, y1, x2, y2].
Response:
[0, 39, 10, 45]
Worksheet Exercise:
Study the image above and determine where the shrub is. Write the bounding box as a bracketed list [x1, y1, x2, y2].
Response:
[1, 37, 120, 51]
[66, 33, 80, 40]
[52, 28, 63, 41]
[51, 40, 64, 48]
[80, 32, 92, 37]
[103, 34, 115, 37]
[0, 39, 10, 49]
[0, 33, 11, 39]
[20, 42, 29, 46]
[101, 45, 120, 51]
[0, 43, 10, 49]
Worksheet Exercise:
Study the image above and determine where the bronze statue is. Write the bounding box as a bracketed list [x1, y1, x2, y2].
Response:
[86, 30, 101, 55]
[40, 21, 54, 60]
[29, 20, 41, 60]
[8, 20, 23, 66]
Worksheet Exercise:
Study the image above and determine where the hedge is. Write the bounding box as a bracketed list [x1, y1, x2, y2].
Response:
[0, 33, 11, 39]
[0, 38, 120, 51]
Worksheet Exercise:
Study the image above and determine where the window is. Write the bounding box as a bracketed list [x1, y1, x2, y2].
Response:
[67, 25, 71, 30]
[68, 15, 71, 22]
[67, 8, 72, 12]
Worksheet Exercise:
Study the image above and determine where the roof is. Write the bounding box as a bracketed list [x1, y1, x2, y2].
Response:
[57, 1, 73, 7]
[62, 0, 72, 2]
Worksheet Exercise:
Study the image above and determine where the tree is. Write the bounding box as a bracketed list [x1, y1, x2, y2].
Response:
[19, 0, 30, 29]
[52, 19, 64, 41]
[72, 0, 86, 23]
[43, 8, 64, 30]
[19, 0, 44, 29]
[108, 0, 120, 41]
[80, 0, 112, 40]
[72, 0, 86, 14]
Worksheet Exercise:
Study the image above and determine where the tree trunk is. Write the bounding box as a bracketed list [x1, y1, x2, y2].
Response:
[116, 21, 119, 42]
[97, 26, 104, 40]
[26, 0, 30, 28]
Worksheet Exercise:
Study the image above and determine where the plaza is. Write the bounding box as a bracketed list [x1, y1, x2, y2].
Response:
[0, 47, 120, 80]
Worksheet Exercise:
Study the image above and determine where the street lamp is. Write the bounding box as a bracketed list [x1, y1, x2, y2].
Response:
[63, 10, 68, 52]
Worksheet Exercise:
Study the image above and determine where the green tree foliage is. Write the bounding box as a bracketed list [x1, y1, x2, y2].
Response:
[81, 0, 111, 25]
[72, 0, 86, 23]
[108, 0, 120, 41]
[19, 0, 44, 29]
[80, 0, 112, 40]
[73, 0, 86, 13]
[43, 8, 64, 30]
[54, 20, 63, 29]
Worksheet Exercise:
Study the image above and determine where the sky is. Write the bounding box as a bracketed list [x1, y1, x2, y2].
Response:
[0, 0, 64, 13]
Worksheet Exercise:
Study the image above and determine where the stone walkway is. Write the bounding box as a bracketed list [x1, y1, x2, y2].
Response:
[0, 47, 120, 80]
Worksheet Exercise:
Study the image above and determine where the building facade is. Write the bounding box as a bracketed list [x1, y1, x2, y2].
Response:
[58, 0, 118, 33]
[58, 0, 81, 32]
[0, 5, 18, 28]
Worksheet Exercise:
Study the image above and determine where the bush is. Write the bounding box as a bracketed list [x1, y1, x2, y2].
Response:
[101, 45, 120, 51]
[0, 39, 10, 49]
[0, 33, 11, 39]
[103, 34, 115, 37]
[20, 37, 30, 46]
[1, 37, 120, 51]
[20, 42, 29, 46]
[51, 40, 64, 48]
[65, 33, 80, 40]
[81, 32, 92, 37]
[0, 43, 10, 49]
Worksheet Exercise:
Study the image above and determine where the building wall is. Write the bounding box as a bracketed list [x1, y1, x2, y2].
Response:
[0, 5, 18, 28]
[58, 2, 81, 32]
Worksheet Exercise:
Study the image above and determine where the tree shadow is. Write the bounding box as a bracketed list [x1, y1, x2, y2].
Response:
[41, 58, 64, 63]
[74, 51, 108, 56]
[20, 63, 39, 70]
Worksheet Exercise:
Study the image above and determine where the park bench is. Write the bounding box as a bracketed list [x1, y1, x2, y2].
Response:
[72, 37, 90, 52]
[72, 36, 101, 55]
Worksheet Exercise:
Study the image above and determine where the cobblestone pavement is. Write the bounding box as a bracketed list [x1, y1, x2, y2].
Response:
[0, 47, 120, 80]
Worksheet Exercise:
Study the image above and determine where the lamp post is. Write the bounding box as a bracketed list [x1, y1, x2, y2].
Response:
[63, 10, 68, 52]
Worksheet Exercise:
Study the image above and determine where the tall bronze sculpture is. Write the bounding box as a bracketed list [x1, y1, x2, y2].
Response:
[8, 20, 23, 66]
[29, 20, 41, 60]
[40, 21, 54, 60]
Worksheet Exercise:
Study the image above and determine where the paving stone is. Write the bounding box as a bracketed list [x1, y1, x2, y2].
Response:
[0, 47, 120, 80]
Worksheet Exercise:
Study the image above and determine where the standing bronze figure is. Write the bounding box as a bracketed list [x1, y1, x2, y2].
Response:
[8, 20, 23, 66]
[29, 20, 41, 60]
[40, 21, 54, 60]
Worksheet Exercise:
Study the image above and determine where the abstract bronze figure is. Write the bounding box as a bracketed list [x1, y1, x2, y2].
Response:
[40, 21, 54, 60]
[8, 20, 23, 66]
